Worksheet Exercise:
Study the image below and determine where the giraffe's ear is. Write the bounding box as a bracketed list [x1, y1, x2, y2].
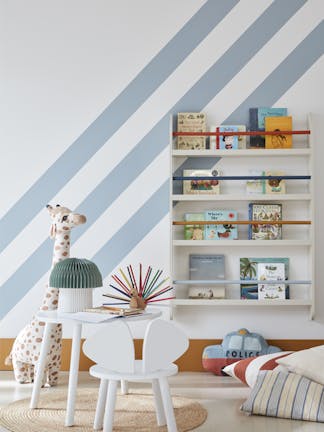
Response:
[50, 224, 57, 239]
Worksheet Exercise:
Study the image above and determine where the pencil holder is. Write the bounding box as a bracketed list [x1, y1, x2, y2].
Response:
[49, 258, 103, 313]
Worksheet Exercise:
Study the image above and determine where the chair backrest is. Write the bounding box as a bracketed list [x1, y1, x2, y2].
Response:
[83, 320, 135, 373]
[142, 319, 189, 373]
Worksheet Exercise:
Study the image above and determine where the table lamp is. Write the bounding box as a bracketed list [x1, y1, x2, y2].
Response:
[49, 258, 102, 313]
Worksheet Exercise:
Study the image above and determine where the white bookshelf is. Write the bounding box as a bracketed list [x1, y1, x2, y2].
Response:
[170, 115, 315, 318]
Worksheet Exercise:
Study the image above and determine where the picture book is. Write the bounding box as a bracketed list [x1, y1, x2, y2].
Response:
[248, 203, 282, 240]
[265, 171, 286, 194]
[183, 169, 221, 195]
[246, 170, 265, 194]
[177, 112, 207, 150]
[219, 125, 239, 149]
[240, 257, 289, 300]
[265, 116, 292, 148]
[210, 125, 246, 149]
[257, 262, 286, 300]
[189, 254, 225, 299]
[184, 213, 205, 240]
[204, 210, 238, 240]
[246, 170, 286, 194]
[249, 107, 287, 148]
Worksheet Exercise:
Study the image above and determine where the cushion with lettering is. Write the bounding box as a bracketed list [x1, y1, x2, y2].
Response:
[202, 328, 282, 375]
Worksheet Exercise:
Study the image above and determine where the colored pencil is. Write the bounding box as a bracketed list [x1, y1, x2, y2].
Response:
[109, 284, 131, 298]
[146, 297, 175, 303]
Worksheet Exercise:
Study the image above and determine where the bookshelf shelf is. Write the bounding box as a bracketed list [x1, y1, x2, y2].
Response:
[171, 299, 312, 307]
[172, 149, 311, 157]
[170, 114, 315, 318]
[173, 240, 311, 247]
[173, 279, 311, 285]
[172, 194, 311, 201]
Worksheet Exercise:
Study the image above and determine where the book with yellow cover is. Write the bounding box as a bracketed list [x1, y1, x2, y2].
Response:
[265, 116, 292, 148]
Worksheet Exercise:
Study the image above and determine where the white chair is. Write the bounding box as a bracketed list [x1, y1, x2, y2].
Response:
[83, 318, 189, 432]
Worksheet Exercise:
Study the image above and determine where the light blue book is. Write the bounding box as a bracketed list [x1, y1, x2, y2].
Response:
[219, 125, 239, 149]
[257, 108, 287, 129]
[204, 210, 238, 240]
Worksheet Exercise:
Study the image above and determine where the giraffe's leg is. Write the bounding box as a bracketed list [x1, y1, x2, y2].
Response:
[47, 361, 60, 386]
[34, 363, 48, 387]
[12, 359, 31, 384]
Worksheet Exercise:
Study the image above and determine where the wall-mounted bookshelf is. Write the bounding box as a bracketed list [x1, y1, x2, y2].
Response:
[170, 115, 315, 318]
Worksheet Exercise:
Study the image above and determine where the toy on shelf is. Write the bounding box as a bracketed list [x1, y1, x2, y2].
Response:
[103, 264, 175, 309]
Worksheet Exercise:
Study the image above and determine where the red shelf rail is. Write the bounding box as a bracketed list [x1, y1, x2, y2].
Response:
[173, 130, 310, 137]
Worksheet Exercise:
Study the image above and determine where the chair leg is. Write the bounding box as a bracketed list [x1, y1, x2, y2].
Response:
[152, 378, 166, 426]
[103, 380, 118, 432]
[94, 379, 108, 430]
[159, 376, 178, 432]
[120, 379, 129, 395]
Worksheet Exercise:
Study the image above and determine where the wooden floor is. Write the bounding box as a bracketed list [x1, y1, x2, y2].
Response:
[0, 371, 323, 431]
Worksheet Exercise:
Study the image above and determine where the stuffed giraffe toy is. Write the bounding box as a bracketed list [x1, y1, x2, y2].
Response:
[5, 204, 86, 385]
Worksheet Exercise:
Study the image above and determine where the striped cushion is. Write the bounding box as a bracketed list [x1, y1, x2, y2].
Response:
[223, 352, 291, 387]
[241, 370, 324, 422]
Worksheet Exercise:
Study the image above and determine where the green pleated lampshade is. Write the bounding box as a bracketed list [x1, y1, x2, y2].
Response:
[49, 258, 103, 289]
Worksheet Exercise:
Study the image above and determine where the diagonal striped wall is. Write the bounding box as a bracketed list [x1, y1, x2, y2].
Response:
[1, 0, 324, 337]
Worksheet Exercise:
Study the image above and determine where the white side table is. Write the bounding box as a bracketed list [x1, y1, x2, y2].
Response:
[29, 308, 162, 426]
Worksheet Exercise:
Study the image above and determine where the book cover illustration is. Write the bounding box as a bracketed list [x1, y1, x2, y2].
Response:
[204, 210, 238, 240]
[257, 262, 286, 300]
[249, 107, 287, 148]
[184, 213, 205, 240]
[265, 116, 292, 148]
[240, 257, 289, 300]
[189, 254, 225, 299]
[248, 203, 282, 240]
[210, 125, 246, 149]
[265, 171, 286, 194]
[183, 169, 221, 195]
[177, 112, 206, 150]
[219, 125, 239, 149]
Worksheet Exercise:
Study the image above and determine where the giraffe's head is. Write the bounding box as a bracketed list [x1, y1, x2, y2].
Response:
[46, 204, 87, 239]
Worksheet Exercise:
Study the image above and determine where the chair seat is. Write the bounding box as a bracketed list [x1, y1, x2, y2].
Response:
[89, 360, 178, 381]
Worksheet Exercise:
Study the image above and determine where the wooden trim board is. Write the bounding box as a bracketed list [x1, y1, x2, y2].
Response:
[1, 338, 324, 372]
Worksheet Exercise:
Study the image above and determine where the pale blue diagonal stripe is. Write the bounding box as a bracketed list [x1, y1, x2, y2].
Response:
[1, 0, 319, 318]
[0, 0, 239, 253]
[93, 22, 324, 279]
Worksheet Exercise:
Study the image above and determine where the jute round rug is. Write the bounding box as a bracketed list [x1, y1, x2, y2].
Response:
[0, 388, 207, 431]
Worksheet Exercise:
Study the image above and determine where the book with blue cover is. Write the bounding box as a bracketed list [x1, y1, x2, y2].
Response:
[204, 210, 238, 240]
[219, 125, 239, 149]
[240, 257, 289, 300]
[249, 107, 287, 148]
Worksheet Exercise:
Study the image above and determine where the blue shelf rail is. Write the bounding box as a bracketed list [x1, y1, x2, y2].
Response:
[173, 280, 311, 285]
[173, 175, 311, 181]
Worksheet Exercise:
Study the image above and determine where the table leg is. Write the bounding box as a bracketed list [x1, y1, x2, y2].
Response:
[65, 322, 82, 427]
[30, 322, 54, 409]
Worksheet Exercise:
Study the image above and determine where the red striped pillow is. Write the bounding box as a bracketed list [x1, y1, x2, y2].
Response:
[223, 352, 292, 387]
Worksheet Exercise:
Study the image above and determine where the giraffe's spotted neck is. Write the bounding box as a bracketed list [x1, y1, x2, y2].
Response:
[51, 229, 71, 269]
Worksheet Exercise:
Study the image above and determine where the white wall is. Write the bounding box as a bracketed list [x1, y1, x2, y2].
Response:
[1, 0, 324, 340]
